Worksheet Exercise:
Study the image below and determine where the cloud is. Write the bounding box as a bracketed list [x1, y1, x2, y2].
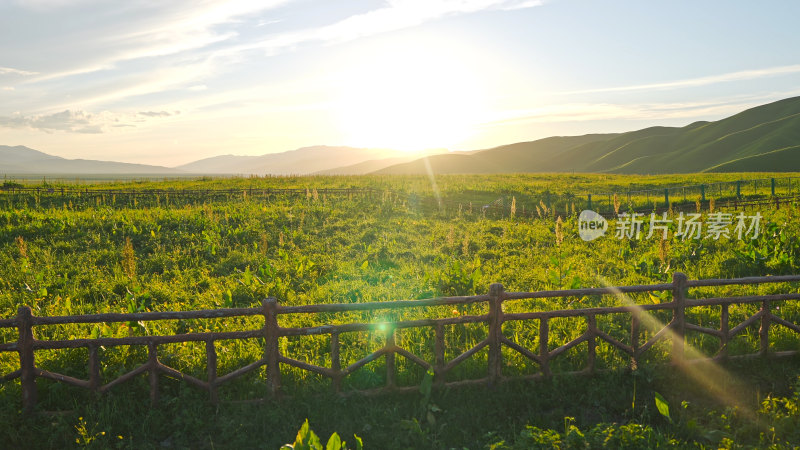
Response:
[20, 110, 100, 133]
[561, 64, 800, 95]
[74, 125, 104, 134]
[481, 95, 788, 127]
[138, 111, 173, 117]
[501, 0, 544, 10]
[0, 107, 182, 133]
[2, 1, 543, 129]
[20, 1, 290, 85]
[0, 110, 111, 133]
[257, 19, 282, 27]
[228, 0, 543, 56]
[0, 66, 38, 76]
[12, 0, 97, 10]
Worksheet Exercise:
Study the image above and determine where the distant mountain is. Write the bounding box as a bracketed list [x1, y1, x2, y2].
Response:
[313, 149, 451, 175]
[0, 145, 181, 174]
[176, 146, 423, 175]
[0, 145, 441, 177]
[376, 96, 800, 174]
[172, 154, 261, 174]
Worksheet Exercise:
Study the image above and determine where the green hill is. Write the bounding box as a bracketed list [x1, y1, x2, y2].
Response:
[373, 134, 619, 174]
[375, 96, 800, 174]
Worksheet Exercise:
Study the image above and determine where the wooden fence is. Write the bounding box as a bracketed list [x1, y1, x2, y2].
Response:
[3, 183, 799, 221]
[2, 272, 800, 413]
[0, 186, 377, 198]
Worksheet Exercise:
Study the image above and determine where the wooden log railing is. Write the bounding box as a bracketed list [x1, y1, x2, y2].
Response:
[1, 272, 799, 413]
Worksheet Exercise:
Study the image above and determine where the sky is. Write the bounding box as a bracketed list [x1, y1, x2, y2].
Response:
[1, 0, 799, 167]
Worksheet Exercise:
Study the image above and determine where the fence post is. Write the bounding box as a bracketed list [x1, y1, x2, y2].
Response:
[630, 310, 640, 370]
[759, 300, 770, 356]
[488, 283, 504, 387]
[385, 327, 396, 389]
[88, 344, 100, 392]
[671, 272, 687, 366]
[331, 332, 341, 393]
[736, 180, 741, 199]
[771, 178, 776, 197]
[539, 318, 551, 376]
[18, 306, 37, 413]
[719, 304, 729, 360]
[700, 184, 705, 202]
[587, 194, 592, 210]
[146, 341, 160, 407]
[664, 188, 669, 207]
[206, 340, 218, 404]
[264, 297, 281, 396]
[434, 323, 445, 386]
[586, 314, 596, 373]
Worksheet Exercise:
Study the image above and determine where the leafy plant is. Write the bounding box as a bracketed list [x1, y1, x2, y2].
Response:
[281, 419, 362, 450]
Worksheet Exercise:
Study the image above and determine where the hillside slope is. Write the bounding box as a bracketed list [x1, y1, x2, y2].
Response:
[375, 134, 618, 174]
[376, 96, 800, 174]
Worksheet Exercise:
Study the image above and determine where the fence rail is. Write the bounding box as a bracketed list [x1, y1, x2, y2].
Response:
[2, 272, 800, 412]
[4, 175, 800, 217]
[0, 186, 378, 197]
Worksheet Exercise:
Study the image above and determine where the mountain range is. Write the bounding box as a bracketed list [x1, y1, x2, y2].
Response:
[175, 146, 447, 175]
[0, 145, 178, 175]
[2, 96, 800, 176]
[377, 96, 800, 174]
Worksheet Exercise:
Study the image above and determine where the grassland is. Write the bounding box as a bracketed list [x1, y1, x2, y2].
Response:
[1, 173, 800, 448]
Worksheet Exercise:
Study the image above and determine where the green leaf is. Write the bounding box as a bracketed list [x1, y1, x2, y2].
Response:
[426, 410, 436, 426]
[224, 290, 233, 308]
[360, 260, 369, 271]
[654, 391, 671, 422]
[325, 432, 342, 450]
[548, 270, 560, 285]
[419, 368, 433, 399]
[293, 419, 322, 450]
[353, 434, 363, 450]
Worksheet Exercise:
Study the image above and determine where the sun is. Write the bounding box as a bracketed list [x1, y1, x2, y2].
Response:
[333, 41, 485, 152]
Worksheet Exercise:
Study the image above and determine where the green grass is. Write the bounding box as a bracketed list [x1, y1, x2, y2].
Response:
[1, 173, 800, 448]
[3, 359, 800, 448]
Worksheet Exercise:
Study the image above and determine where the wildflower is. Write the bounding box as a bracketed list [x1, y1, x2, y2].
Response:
[555, 216, 564, 246]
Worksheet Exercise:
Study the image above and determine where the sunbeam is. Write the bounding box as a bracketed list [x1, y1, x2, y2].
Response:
[423, 156, 442, 211]
[596, 275, 758, 421]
